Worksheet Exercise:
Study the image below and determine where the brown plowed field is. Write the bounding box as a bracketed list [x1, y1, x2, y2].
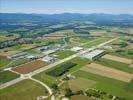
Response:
[12, 60, 49, 74]
[81, 63, 133, 82]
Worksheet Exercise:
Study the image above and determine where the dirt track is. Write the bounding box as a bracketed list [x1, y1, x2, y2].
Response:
[102, 54, 132, 64]
[12, 60, 49, 74]
[81, 63, 133, 82]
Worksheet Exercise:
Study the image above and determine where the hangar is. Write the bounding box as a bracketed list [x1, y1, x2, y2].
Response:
[82, 50, 105, 60]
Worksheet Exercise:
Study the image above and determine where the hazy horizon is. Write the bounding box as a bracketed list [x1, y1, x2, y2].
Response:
[1, 0, 133, 15]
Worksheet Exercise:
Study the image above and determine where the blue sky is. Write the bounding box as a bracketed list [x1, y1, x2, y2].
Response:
[1, 0, 133, 14]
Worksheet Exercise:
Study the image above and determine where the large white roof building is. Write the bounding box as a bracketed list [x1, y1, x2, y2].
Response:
[82, 50, 105, 60]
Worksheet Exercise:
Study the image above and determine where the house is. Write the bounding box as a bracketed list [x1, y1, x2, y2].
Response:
[70, 47, 83, 52]
[7, 52, 27, 59]
[82, 50, 105, 60]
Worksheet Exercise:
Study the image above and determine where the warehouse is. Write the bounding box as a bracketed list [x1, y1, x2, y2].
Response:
[82, 50, 105, 60]
[7, 52, 27, 59]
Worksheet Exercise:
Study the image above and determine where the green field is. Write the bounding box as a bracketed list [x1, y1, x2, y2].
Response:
[0, 57, 11, 68]
[74, 70, 133, 100]
[33, 73, 57, 87]
[0, 71, 20, 84]
[0, 57, 10, 68]
[0, 79, 49, 100]
[83, 37, 111, 47]
[55, 50, 76, 59]
[6, 57, 29, 68]
[95, 58, 133, 74]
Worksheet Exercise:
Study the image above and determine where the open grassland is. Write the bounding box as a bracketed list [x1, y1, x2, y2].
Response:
[82, 37, 110, 47]
[96, 58, 133, 74]
[0, 56, 11, 68]
[74, 71, 133, 100]
[71, 95, 90, 100]
[33, 73, 57, 87]
[55, 50, 76, 59]
[102, 54, 132, 64]
[0, 79, 49, 100]
[68, 78, 96, 92]
[0, 71, 20, 84]
[81, 63, 133, 82]
[12, 60, 49, 74]
[6, 57, 29, 68]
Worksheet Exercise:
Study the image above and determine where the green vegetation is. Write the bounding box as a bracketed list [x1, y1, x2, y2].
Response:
[33, 73, 57, 87]
[69, 57, 90, 72]
[110, 49, 133, 59]
[55, 50, 76, 59]
[0, 57, 11, 68]
[0, 71, 20, 84]
[47, 62, 77, 77]
[96, 58, 133, 74]
[74, 70, 133, 100]
[83, 37, 110, 47]
[6, 57, 29, 68]
[0, 79, 49, 100]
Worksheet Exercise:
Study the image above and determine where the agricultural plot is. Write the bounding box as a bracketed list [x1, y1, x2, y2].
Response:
[102, 54, 132, 64]
[68, 78, 96, 92]
[12, 60, 49, 74]
[0, 71, 20, 84]
[71, 95, 90, 100]
[6, 57, 29, 68]
[47, 62, 77, 77]
[82, 37, 110, 47]
[96, 58, 133, 74]
[81, 63, 133, 82]
[74, 71, 133, 100]
[0, 79, 49, 100]
[54, 50, 76, 59]
[0, 56, 11, 68]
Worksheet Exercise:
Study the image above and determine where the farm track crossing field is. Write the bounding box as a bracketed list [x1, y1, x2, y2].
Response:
[12, 60, 49, 74]
[0, 79, 49, 100]
[0, 71, 20, 84]
[81, 63, 133, 82]
[102, 54, 132, 64]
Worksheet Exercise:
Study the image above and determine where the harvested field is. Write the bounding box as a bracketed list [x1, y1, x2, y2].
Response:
[12, 60, 49, 74]
[68, 78, 96, 92]
[81, 63, 133, 82]
[102, 54, 132, 64]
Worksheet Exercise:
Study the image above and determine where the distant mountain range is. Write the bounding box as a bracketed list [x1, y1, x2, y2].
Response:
[0, 13, 133, 25]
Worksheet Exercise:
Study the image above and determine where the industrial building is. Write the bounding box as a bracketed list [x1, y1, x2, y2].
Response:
[26, 55, 36, 60]
[42, 56, 55, 62]
[36, 46, 49, 51]
[70, 47, 83, 52]
[82, 50, 105, 60]
[7, 52, 27, 59]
